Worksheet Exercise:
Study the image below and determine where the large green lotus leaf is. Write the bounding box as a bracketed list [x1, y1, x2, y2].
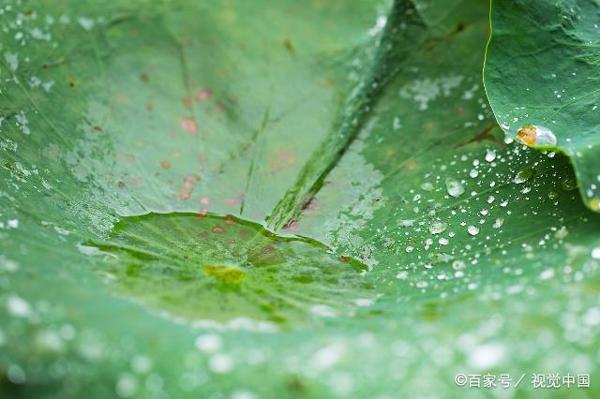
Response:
[1, 0, 600, 398]
[484, 0, 600, 212]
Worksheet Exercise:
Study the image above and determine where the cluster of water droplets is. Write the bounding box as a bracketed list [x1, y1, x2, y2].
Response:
[353, 134, 593, 298]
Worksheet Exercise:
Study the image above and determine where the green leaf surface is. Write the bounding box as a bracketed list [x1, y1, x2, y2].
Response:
[1, 0, 600, 398]
[485, 0, 600, 212]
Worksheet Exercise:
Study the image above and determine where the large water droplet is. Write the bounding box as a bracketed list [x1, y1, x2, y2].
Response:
[492, 218, 504, 229]
[467, 225, 479, 236]
[445, 178, 465, 198]
[429, 222, 447, 234]
[485, 149, 496, 162]
[516, 124, 557, 147]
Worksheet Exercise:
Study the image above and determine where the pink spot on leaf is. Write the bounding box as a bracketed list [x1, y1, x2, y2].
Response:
[178, 175, 199, 200]
[180, 117, 198, 134]
[195, 88, 213, 102]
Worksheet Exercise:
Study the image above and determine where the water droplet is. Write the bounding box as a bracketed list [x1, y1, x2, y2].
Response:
[209, 353, 234, 374]
[396, 271, 408, 280]
[492, 218, 504, 229]
[554, 226, 568, 240]
[415, 281, 428, 288]
[429, 222, 447, 234]
[513, 169, 534, 184]
[195, 334, 223, 354]
[485, 149, 496, 162]
[592, 247, 600, 260]
[421, 182, 434, 191]
[467, 225, 479, 236]
[399, 219, 415, 227]
[6, 295, 31, 318]
[115, 373, 138, 398]
[469, 169, 479, 178]
[445, 178, 465, 198]
[452, 260, 466, 270]
[539, 269, 555, 280]
[516, 124, 557, 147]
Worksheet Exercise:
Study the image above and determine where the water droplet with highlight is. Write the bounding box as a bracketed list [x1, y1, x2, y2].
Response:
[485, 149, 496, 162]
[429, 222, 447, 235]
[467, 225, 479, 236]
[516, 124, 557, 147]
[513, 169, 534, 184]
[445, 178, 465, 198]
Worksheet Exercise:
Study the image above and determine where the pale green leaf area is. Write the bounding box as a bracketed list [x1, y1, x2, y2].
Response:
[0, 0, 599, 398]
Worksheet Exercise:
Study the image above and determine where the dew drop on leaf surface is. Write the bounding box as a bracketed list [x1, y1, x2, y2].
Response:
[467, 225, 480, 236]
[445, 178, 465, 197]
[516, 124, 557, 147]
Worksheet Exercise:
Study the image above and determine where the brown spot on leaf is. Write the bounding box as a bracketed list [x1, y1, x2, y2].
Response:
[321, 78, 335, 88]
[140, 73, 149, 83]
[183, 96, 193, 109]
[283, 37, 294, 54]
[160, 160, 171, 170]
